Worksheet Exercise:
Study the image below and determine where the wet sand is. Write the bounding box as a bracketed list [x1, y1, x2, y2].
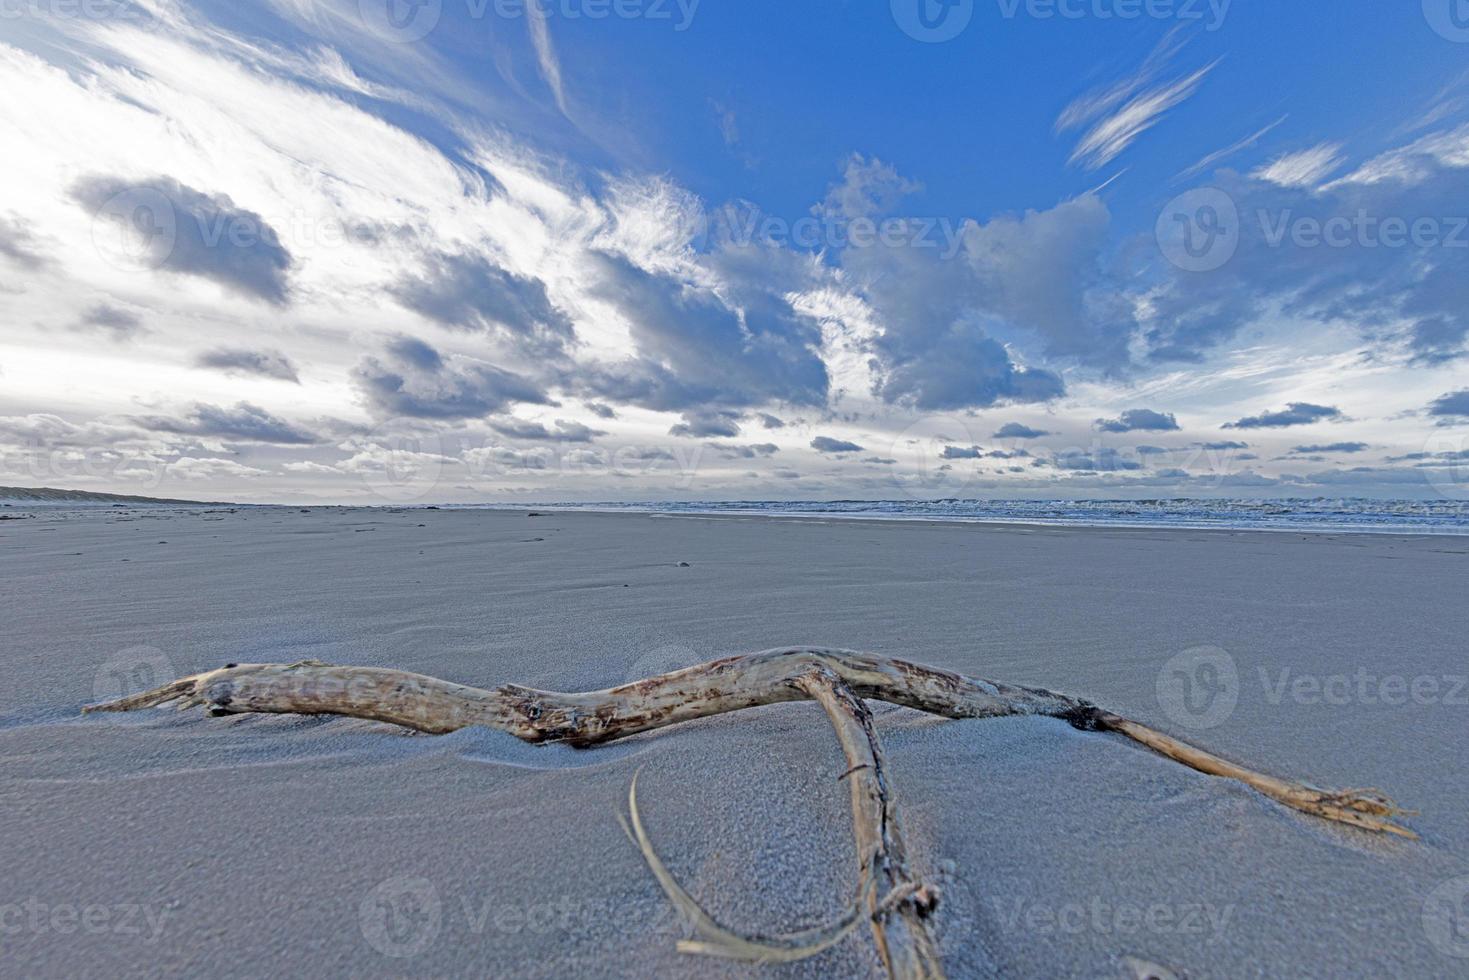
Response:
[2, 506, 1466, 977]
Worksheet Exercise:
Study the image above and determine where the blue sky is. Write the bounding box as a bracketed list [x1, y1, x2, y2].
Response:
[1, 0, 1468, 503]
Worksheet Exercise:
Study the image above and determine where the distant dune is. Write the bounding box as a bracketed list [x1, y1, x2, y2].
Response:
[0, 485, 228, 506]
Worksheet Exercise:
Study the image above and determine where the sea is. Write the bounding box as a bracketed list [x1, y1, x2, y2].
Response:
[475, 498, 1469, 536]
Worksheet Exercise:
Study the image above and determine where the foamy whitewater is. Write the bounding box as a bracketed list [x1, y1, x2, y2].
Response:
[469, 498, 1469, 535]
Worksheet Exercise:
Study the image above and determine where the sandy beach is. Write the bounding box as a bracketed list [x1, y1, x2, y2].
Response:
[2, 505, 1466, 978]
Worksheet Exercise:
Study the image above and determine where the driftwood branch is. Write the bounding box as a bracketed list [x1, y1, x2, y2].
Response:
[84, 647, 1416, 977]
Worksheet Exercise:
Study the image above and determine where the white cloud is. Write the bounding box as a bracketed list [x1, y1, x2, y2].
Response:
[1252, 143, 1344, 188]
[1057, 33, 1217, 171]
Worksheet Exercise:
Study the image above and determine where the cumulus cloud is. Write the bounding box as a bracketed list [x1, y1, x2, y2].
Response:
[585, 251, 829, 413]
[941, 445, 985, 460]
[489, 418, 604, 443]
[1148, 128, 1469, 364]
[196, 347, 301, 382]
[830, 171, 1116, 402]
[390, 253, 573, 358]
[710, 442, 779, 459]
[1224, 403, 1342, 429]
[994, 423, 1051, 439]
[816, 154, 921, 221]
[1292, 442, 1369, 454]
[351, 337, 552, 420]
[73, 304, 145, 342]
[133, 402, 317, 444]
[960, 195, 1134, 369]
[586, 403, 617, 419]
[811, 436, 864, 454]
[1429, 390, 1469, 419]
[669, 410, 743, 439]
[70, 176, 293, 304]
[1051, 447, 1144, 472]
[0, 213, 46, 269]
[1095, 409, 1180, 433]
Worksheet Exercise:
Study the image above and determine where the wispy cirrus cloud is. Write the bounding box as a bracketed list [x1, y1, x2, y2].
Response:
[1252, 142, 1345, 188]
[1058, 33, 1218, 171]
[526, 0, 568, 114]
[1177, 115, 1287, 180]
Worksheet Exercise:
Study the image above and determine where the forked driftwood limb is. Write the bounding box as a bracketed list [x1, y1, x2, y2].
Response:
[85, 647, 1415, 979]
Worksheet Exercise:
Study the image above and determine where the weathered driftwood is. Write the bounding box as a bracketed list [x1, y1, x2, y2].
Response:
[85, 647, 1416, 978]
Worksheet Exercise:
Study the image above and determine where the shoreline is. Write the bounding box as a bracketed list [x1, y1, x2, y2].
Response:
[7, 497, 1469, 539]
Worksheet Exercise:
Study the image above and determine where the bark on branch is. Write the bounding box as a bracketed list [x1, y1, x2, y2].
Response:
[84, 647, 1416, 977]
